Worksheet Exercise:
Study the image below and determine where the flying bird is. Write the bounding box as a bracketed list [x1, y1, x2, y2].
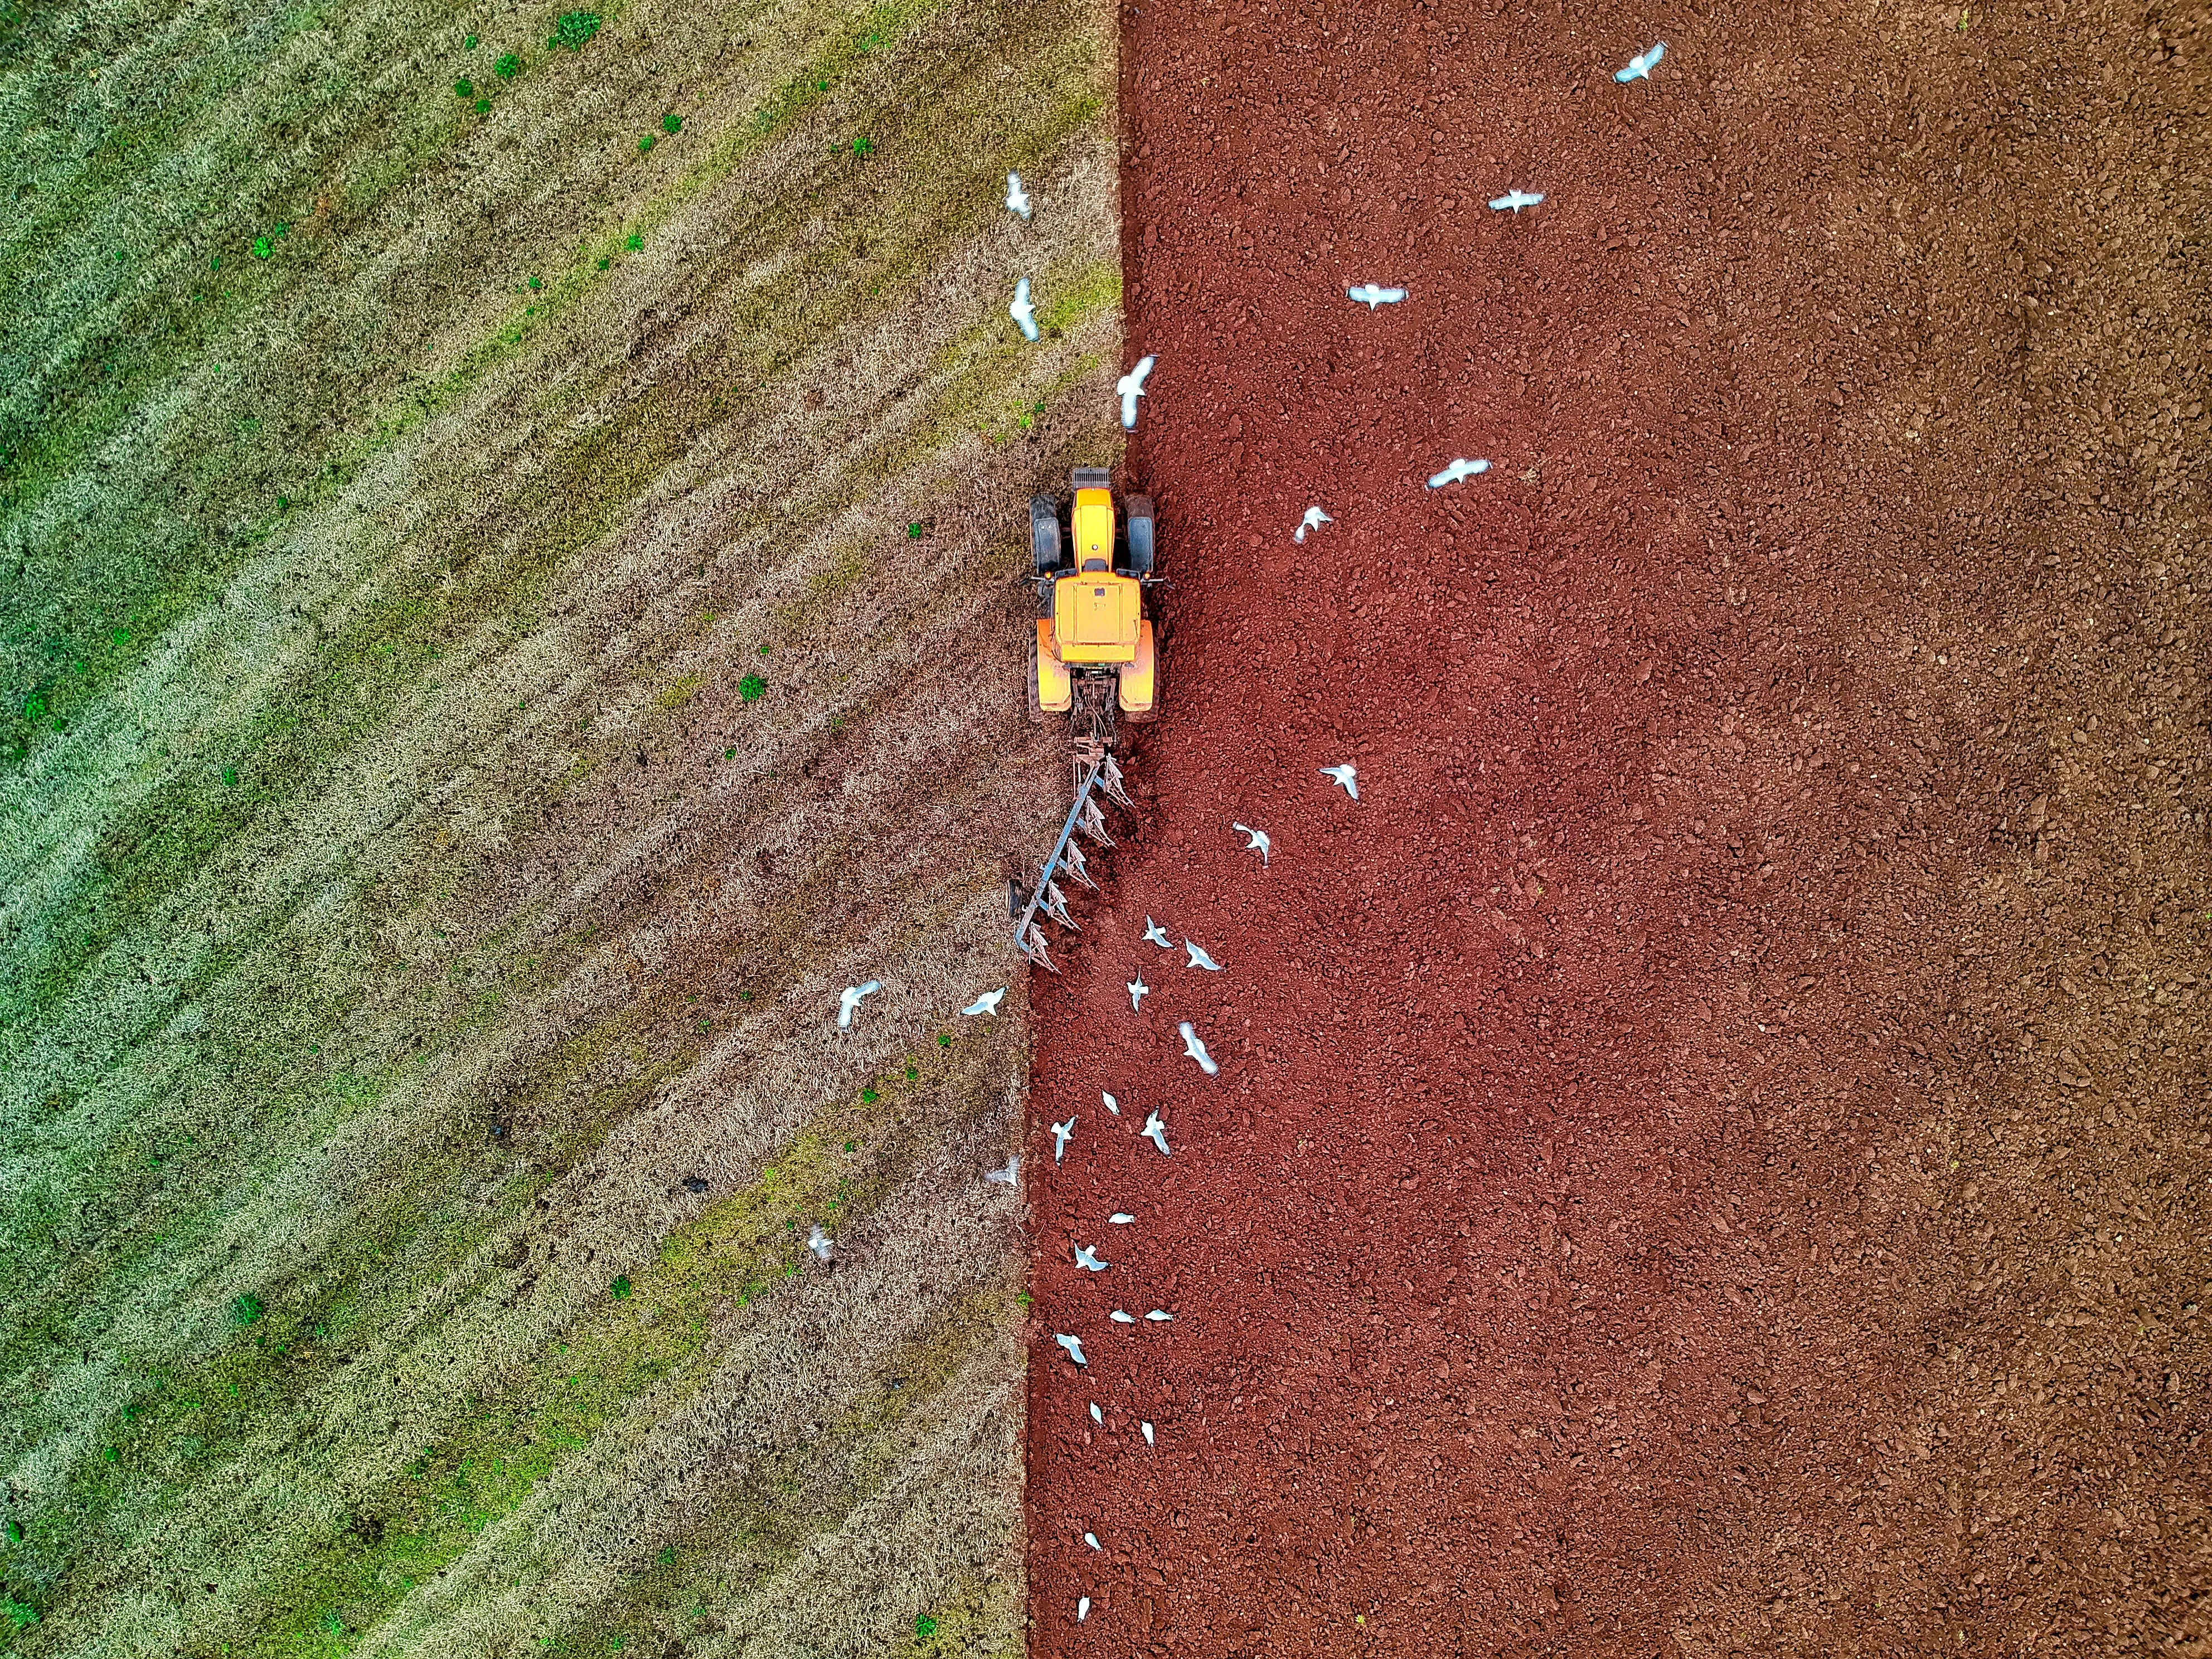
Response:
[806, 1223, 833, 1262]
[1294, 506, 1332, 543]
[1427, 457, 1491, 488]
[1178, 1023, 1219, 1076]
[1614, 41, 1666, 82]
[837, 980, 881, 1027]
[1141, 1109, 1171, 1156]
[1141, 1422, 1155, 1447]
[1102, 1090, 1120, 1115]
[1108, 1212, 1135, 1224]
[1128, 973, 1149, 1011]
[1320, 763, 1360, 799]
[1143, 918, 1172, 948]
[962, 987, 1006, 1017]
[1073, 1242, 1109, 1272]
[1006, 171, 1032, 219]
[1084, 1531, 1101, 1550]
[1346, 283, 1408, 310]
[1010, 277, 1039, 342]
[1055, 1333, 1087, 1366]
[1110, 1309, 1136, 1323]
[1117, 355, 1156, 429]
[1489, 188, 1545, 212]
[1231, 822, 1272, 867]
[1146, 1309, 1173, 1322]
[1051, 1116, 1076, 1163]
[984, 1154, 1021, 1186]
[1183, 939, 1223, 971]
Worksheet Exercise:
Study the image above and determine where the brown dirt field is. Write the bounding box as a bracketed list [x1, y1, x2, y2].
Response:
[1023, 1, 2212, 1653]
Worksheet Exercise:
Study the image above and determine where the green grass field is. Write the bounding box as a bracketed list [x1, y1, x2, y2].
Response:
[0, 0, 1117, 1648]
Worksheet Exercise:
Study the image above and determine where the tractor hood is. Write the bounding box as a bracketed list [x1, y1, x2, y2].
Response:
[1052, 573, 1142, 663]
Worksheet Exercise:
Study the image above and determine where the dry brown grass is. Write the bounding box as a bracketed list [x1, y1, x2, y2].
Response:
[0, 0, 1117, 1647]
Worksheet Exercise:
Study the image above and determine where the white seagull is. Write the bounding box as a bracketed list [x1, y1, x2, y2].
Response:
[1108, 1211, 1135, 1224]
[1143, 917, 1173, 948]
[1102, 1090, 1120, 1115]
[1089, 1402, 1102, 1423]
[1489, 189, 1545, 213]
[1051, 1115, 1076, 1163]
[806, 1223, 833, 1262]
[1183, 939, 1223, 971]
[1085, 1531, 1102, 1549]
[1141, 1422, 1155, 1447]
[1178, 1022, 1219, 1076]
[1079, 1596, 1092, 1622]
[836, 980, 881, 1028]
[1006, 171, 1032, 219]
[1231, 822, 1272, 867]
[1110, 1309, 1136, 1323]
[1427, 457, 1491, 488]
[962, 987, 1006, 1016]
[1073, 1242, 1109, 1272]
[1615, 41, 1666, 83]
[1146, 1309, 1173, 1322]
[1320, 763, 1360, 799]
[984, 1154, 1021, 1186]
[1010, 277, 1039, 342]
[1117, 355, 1156, 429]
[1141, 1109, 1171, 1156]
[1346, 283, 1408, 310]
[1294, 506, 1332, 543]
[1055, 1333, 1088, 1366]
[1128, 973, 1149, 1011]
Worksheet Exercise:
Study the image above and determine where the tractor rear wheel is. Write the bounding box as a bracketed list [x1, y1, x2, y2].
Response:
[1027, 632, 1044, 722]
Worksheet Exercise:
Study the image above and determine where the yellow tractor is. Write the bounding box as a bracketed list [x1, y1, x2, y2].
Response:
[1029, 465, 1159, 748]
[1011, 467, 1160, 968]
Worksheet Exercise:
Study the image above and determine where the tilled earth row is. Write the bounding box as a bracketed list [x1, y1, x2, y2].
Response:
[1026, 1, 2212, 1653]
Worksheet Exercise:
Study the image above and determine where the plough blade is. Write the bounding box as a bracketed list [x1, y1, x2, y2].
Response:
[1043, 879, 1078, 929]
[1061, 839, 1098, 890]
[1099, 755, 1133, 809]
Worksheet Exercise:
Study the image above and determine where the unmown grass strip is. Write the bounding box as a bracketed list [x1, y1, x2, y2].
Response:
[0, 0, 836, 769]
[0, 0, 1069, 1041]
[0, 1006, 693, 1612]
[2, 659, 1019, 1632]
[198, 1023, 1008, 1654]
[537, 1291, 1015, 1657]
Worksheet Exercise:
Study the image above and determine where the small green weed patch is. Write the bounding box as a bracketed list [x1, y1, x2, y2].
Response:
[549, 12, 601, 50]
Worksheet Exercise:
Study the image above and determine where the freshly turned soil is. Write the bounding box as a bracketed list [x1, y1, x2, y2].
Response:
[1025, 1, 2212, 1654]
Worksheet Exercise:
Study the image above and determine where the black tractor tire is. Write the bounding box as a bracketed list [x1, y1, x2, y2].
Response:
[1030, 496, 1063, 575]
[1124, 493, 1156, 576]
[1027, 632, 1045, 722]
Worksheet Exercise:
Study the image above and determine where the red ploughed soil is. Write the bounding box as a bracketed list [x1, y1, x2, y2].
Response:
[1026, 1, 2212, 1655]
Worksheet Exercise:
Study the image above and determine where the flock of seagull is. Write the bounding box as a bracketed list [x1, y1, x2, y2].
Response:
[1002, 38, 1667, 574]
[823, 754, 1361, 1620]
[830, 36, 1670, 1624]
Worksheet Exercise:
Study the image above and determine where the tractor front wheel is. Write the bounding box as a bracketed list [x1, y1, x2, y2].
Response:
[1031, 496, 1063, 575]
